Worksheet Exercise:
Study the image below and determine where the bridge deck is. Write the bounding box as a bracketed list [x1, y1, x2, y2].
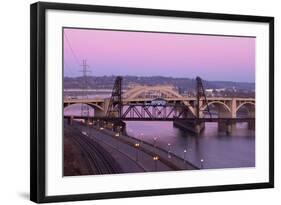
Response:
[64, 97, 255, 104]
[64, 116, 254, 122]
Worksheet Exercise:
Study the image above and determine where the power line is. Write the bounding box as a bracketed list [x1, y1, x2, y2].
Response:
[79, 59, 91, 117]
[63, 60, 76, 77]
[64, 32, 80, 67]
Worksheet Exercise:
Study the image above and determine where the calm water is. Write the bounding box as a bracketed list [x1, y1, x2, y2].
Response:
[64, 101, 255, 169]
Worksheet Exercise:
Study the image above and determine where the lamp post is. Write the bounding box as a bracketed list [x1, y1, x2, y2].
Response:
[96, 119, 100, 129]
[134, 143, 140, 161]
[200, 158, 204, 169]
[167, 143, 171, 159]
[153, 156, 159, 171]
[99, 120, 104, 130]
[119, 126, 122, 135]
[99, 126, 104, 141]
[115, 133, 120, 150]
[183, 149, 187, 164]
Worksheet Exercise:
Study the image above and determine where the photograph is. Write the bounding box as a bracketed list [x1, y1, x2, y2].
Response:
[29, 2, 274, 202]
[63, 27, 256, 176]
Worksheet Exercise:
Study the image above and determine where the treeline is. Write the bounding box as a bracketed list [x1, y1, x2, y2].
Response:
[64, 75, 255, 91]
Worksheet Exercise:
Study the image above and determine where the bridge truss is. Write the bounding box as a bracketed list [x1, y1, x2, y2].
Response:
[105, 76, 213, 120]
[122, 103, 190, 120]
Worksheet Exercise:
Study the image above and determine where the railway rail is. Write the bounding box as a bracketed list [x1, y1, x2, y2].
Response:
[68, 126, 123, 174]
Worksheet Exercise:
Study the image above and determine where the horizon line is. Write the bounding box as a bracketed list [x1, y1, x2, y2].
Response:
[63, 75, 255, 84]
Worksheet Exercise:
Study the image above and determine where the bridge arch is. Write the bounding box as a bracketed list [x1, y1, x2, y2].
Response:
[124, 86, 183, 100]
[236, 102, 255, 118]
[203, 101, 231, 112]
[236, 102, 255, 113]
[64, 102, 105, 117]
[202, 101, 232, 117]
[123, 86, 147, 98]
[64, 102, 104, 111]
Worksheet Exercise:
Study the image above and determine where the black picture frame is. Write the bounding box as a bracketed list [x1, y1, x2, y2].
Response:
[30, 1, 274, 203]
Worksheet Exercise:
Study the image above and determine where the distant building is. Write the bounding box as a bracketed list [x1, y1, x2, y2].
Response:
[205, 89, 214, 97]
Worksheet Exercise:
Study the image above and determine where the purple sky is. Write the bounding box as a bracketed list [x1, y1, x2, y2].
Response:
[63, 28, 255, 82]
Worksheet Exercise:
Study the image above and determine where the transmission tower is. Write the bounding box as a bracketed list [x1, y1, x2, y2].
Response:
[196, 76, 212, 119]
[79, 59, 91, 118]
[106, 76, 123, 118]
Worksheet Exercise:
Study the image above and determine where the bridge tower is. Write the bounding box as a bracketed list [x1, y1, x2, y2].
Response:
[174, 77, 211, 135]
[190, 77, 211, 134]
[105, 76, 126, 133]
[194, 77, 211, 134]
[196, 76, 212, 119]
[106, 76, 123, 118]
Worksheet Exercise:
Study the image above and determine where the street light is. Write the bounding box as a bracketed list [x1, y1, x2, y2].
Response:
[134, 143, 140, 161]
[200, 158, 204, 169]
[153, 156, 159, 171]
[183, 149, 187, 164]
[167, 143, 171, 159]
[119, 126, 122, 134]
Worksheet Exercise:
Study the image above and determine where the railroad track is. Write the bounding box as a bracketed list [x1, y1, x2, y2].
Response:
[68, 126, 123, 175]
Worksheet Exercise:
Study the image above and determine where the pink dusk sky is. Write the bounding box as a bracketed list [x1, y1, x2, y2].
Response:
[63, 28, 255, 82]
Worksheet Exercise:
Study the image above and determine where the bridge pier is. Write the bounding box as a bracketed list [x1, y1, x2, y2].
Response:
[195, 122, 205, 135]
[218, 121, 235, 134]
[67, 116, 74, 125]
[217, 105, 235, 134]
[114, 120, 127, 135]
[173, 120, 205, 135]
[248, 120, 255, 130]
[94, 108, 106, 117]
[247, 110, 255, 130]
[97, 119, 127, 135]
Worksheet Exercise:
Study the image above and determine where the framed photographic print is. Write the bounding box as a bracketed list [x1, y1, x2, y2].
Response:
[30, 2, 274, 203]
